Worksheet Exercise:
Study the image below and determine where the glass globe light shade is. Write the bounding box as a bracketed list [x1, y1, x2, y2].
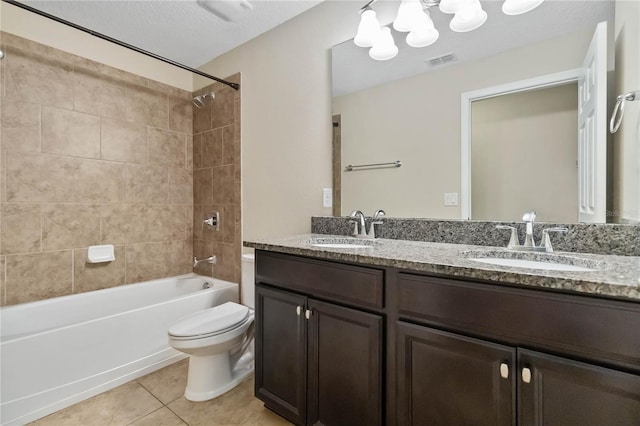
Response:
[354, 8, 381, 47]
[502, 0, 544, 15]
[450, 0, 487, 32]
[369, 27, 399, 61]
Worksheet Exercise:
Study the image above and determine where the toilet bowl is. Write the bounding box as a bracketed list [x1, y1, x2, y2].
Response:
[168, 301, 255, 401]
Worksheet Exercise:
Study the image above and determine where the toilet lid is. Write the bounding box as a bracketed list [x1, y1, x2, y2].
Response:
[168, 302, 250, 338]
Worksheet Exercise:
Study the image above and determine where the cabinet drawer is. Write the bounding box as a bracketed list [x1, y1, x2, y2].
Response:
[256, 250, 384, 310]
[397, 273, 640, 372]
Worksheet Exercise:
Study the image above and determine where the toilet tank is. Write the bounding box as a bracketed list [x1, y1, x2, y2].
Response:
[241, 253, 255, 309]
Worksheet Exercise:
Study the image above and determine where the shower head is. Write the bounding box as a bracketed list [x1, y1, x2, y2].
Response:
[192, 91, 215, 108]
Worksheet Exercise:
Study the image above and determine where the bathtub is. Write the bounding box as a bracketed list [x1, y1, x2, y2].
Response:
[0, 274, 238, 426]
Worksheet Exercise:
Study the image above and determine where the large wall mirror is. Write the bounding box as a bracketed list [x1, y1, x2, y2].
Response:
[331, 0, 639, 224]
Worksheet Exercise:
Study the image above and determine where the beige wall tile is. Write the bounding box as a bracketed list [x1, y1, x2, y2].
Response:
[126, 84, 168, 128]
[193, 101, 211, 134]
[1, 203, 41, 254]
[73, 68, 126, 120]
[101, 204, 149, 245]
[5, 151, 77, 202]
[167, 240, 193, 277]
[147, 205, 186, 242]
[169, 95, 193, 134]
[42, 106, 100, 159]
[101, 118, 147, 164]
[185, 205, 194, 240]
[212, 165, 235, 204]
[186, 135, 193, 170]
[192, 205, 204, 241]
[211, 241, 238, 283]
[0, 256, 5, 306]
[1, 99, 40, 152]
[42, 204, 101, 251]
[192, 133, 203, 169]
[5, 46, 74, 109]
[193, 168, 213, 205]
[125, 242, 168, 283]
[31, 381, 161, 426]
[169, 168, 193, 204]
[201, 129, 223, 168]
[75, 159, 126, 203]
[5, 250, 72, 305]
[148, 128, 185, 168]
[221, 125, 236, 166]
[125, 165, 169, 203]
[211, 88, 234, 129]
[74, 246, 125, 293]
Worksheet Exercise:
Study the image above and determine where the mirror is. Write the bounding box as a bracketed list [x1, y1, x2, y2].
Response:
[332, 0, 639, 224]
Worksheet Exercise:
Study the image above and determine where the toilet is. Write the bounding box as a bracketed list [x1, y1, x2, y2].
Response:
[168, 253, 256, 401]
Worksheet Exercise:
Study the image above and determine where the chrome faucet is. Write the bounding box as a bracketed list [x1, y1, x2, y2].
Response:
[522, 211, 537, 247]
[193, 255, 216, 268]
[368, 209, 386, 238]
[349, 210, 367, 238]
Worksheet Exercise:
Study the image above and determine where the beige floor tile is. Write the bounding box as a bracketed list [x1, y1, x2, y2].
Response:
[167, 376, 292, 426]
[31, 381, 162, 426]
[137, 358, 189, 404]
[128, 407, 187, 426]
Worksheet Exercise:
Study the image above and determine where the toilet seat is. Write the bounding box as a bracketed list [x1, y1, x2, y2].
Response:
[169, 302, 250, 341]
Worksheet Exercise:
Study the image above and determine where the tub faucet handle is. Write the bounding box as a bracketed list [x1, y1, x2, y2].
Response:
[193, 255, 217, 268]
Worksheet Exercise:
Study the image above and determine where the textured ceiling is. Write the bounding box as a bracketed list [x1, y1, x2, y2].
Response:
[333, 0, 615, 96]
[24, 0, 324, 68]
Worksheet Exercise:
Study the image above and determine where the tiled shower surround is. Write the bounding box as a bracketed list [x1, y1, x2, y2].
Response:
[0, 32, 241, 305]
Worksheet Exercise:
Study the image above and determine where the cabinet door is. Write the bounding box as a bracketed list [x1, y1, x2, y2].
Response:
[518, 349, 640, 426]
[255, 284, 307, 425]
[307, 299, 383, 426]
[397, 322, 516, 426]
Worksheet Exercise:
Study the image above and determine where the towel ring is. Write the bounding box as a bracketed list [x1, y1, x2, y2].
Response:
[610, 91, 639, 134]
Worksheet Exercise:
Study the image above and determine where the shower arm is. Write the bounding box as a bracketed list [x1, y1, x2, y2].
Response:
[1, 0, 240, 91]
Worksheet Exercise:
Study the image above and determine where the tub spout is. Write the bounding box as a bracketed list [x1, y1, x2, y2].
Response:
[193, 255, 216, 268]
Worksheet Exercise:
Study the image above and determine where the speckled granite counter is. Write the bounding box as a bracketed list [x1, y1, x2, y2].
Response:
[244, 234, 640, 302]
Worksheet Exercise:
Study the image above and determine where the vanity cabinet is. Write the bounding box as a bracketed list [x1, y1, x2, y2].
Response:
[396, 272, 640, 426]
[254, 251, 384, 426]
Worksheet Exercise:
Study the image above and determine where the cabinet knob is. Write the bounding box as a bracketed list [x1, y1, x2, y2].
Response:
[296, 306, 302, 316]
[305, 309, 312, 320]
[499, 363, 509, 379]
[522, 367, 532, 384]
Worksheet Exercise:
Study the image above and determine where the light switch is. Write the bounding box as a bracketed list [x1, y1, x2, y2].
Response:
[444, 192, 459, 206]
[323, 188, 333, 208]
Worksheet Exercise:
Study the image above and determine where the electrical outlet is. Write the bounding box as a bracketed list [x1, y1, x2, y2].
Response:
[444, 192, 459, 206]
[323, 188, 333, 208]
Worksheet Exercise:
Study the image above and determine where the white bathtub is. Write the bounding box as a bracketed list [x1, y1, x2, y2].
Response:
[0, 274, 238, 426]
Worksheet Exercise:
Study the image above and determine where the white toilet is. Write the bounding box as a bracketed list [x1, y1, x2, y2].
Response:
[168, 253, 256, 401]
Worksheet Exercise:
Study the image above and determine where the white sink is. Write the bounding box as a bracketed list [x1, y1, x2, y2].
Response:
[469, 257, 597, 272]
[305, 238, 374, 249]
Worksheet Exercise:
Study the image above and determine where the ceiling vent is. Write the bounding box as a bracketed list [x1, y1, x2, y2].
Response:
[197, 0, 253, 22]
[426, 53, 458, 67]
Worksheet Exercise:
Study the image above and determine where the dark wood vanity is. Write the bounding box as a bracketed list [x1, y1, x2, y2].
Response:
[253, 249, 640, 426]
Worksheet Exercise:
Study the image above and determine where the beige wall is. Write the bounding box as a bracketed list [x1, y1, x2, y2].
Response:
[471, 84, 579, 223]
[195, 1, 359, 240]
[0, 33, 194, 305]
[613, 0, 640, 222]
[333, 28, 593, 219]
[192, 75, 242, 283]
[0, 2, 193, 91]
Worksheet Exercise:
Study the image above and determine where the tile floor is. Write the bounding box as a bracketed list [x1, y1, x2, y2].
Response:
[30, 360, 292, 426]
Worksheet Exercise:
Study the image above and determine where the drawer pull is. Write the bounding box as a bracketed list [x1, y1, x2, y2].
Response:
[296, 306, 302, 316]
[522, 367, 532, 384]
[499, 363, 509, 379]
[305, 309, 312, 320]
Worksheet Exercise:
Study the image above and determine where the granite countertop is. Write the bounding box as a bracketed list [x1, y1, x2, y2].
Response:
[244, 234, 640, 302]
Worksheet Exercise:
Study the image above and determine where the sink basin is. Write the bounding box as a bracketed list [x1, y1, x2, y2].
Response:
[305, 238, 374, 249]
[465, 251, 601, 272]
[469, 257, 597, 272]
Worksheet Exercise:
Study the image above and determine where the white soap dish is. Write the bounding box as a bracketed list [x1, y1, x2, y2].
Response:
[87, 245, 115, 263]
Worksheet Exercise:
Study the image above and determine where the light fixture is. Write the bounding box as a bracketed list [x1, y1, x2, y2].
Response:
[353, 0, 544, 60]
[502, 0, 544, 15]
[369, 27, 399, 60]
